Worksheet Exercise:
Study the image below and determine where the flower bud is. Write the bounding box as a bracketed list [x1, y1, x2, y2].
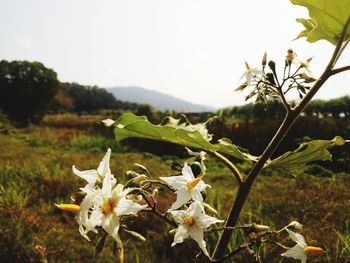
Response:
[262, 52, 267, 66]
[126, 170, 140, 180]
[169, 229, 177, 235]
[203, 202, 218, 216]
[286, 221, 303, 230]
[234, 83, 248, 92]
[286, 49, 295, 63]
[268, 60, 276, 72]
[131, 174, 148, 185]
[252, 223, 270, 233]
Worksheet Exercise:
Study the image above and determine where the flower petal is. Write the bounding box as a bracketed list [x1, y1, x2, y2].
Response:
[286, 228, 307, 247]
[195, 213, 224, 229]
[195, 180, 209, 192]
[97, 148, 111, 176]
[116, 198, 147, 216]
[190, 189, 204, 203]
[170, 210, 188, 224]
[72, 165, 97, 185]
[159, 175, 187, 190]
[182, 163, 195, 180]
[188, 225, 209, 256]
[169, 187, 192, 211]
[102, 213, 120, 241]
[281, 244, 307, 261]
[172, 224, 190, 246]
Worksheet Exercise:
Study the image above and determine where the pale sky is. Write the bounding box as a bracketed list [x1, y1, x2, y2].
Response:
[0, 0, 349, 108]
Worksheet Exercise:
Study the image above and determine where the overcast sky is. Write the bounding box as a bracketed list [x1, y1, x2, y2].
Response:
[0, 0, 349, 108]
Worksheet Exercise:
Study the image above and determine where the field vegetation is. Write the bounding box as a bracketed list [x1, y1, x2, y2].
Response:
[0, 113, 349, 262]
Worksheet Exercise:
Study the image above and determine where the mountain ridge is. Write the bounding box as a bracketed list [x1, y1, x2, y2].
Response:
[106, 86, 216, 113]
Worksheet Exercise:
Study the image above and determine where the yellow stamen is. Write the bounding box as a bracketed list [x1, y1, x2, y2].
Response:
[183, 216, 195, 226]
[55, 203, 80, 213]
[102, 199, 113, 215]
[304, 246, 323, 255]
[187, 177, 202, 190]
[244, 61, 251, 71]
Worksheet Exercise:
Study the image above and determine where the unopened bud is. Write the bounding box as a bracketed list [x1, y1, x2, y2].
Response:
[169, 229, 177, 235]
[131, 194, 143, 202]
[203, 203, 218, 215]
[299, 73, 317, 83]
[252, 223, 270, 233]
[300, 56, 314, 67]
[234, 83, 248, 92]
[286, 221, 303, 230]
[262, 52, 267, 66]
[132, 174, 148, 185]
[268, 60, 276, 72]
[126, 170, 140, 180]
[286, 49, 295, 63]
[244, 61, 251, 71]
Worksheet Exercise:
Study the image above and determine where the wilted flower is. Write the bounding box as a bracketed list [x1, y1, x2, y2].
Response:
[160, 163, 210, 211]
[281, 228, 323, 263]
[72, 148, 116, 192]
[170, 201, 223, 256]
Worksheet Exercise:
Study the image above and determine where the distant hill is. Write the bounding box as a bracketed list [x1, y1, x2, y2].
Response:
[106, 87, 216, 113]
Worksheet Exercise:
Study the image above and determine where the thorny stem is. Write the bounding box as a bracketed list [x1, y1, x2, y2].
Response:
[210, 151, 243, 184]
[211, 15, 350, 261]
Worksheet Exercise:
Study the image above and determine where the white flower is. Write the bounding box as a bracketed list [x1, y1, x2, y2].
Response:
[281, 228, 323, 263]
[160, 163, 210, 211]
[170, 201, 223, 256]
[240, 61, 262, 86]
[77, 170, 147, 241]
[72, 148, 116, 192]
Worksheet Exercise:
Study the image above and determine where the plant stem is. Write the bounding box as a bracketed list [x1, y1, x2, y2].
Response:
[211, 151, 243, 184]
[211, 15, 350, 260]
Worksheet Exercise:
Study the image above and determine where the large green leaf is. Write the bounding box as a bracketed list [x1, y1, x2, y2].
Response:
[111, 113, 257, 161]
[265, 136, 345, 171]
[291, 0, 350, 44]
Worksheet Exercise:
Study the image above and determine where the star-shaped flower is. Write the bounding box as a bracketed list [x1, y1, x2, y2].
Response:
[281, 228, 323, 263]
[72, 148, 116, 192]
[160, 163, 210, 211]
[78, 169, 147, 241]
[170, 201, 223, 256]
[240, 61, 262, 86]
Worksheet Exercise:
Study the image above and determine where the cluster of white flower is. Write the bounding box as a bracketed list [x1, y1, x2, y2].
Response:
[56, 148, 223, 257]
[160, 159, 224, 256]
[57, 149, 147, 242]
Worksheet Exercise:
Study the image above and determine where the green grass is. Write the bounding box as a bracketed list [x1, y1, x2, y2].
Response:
[0, 114, 349, 262]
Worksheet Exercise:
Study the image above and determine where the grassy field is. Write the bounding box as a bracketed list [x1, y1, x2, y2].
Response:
[0, 114, 349, 263]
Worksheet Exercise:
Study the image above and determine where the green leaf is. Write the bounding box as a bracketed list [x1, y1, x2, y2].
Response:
[112, 113, 256, 161]
[291, 0, 350, 44]
[265, 136, 345, 171]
